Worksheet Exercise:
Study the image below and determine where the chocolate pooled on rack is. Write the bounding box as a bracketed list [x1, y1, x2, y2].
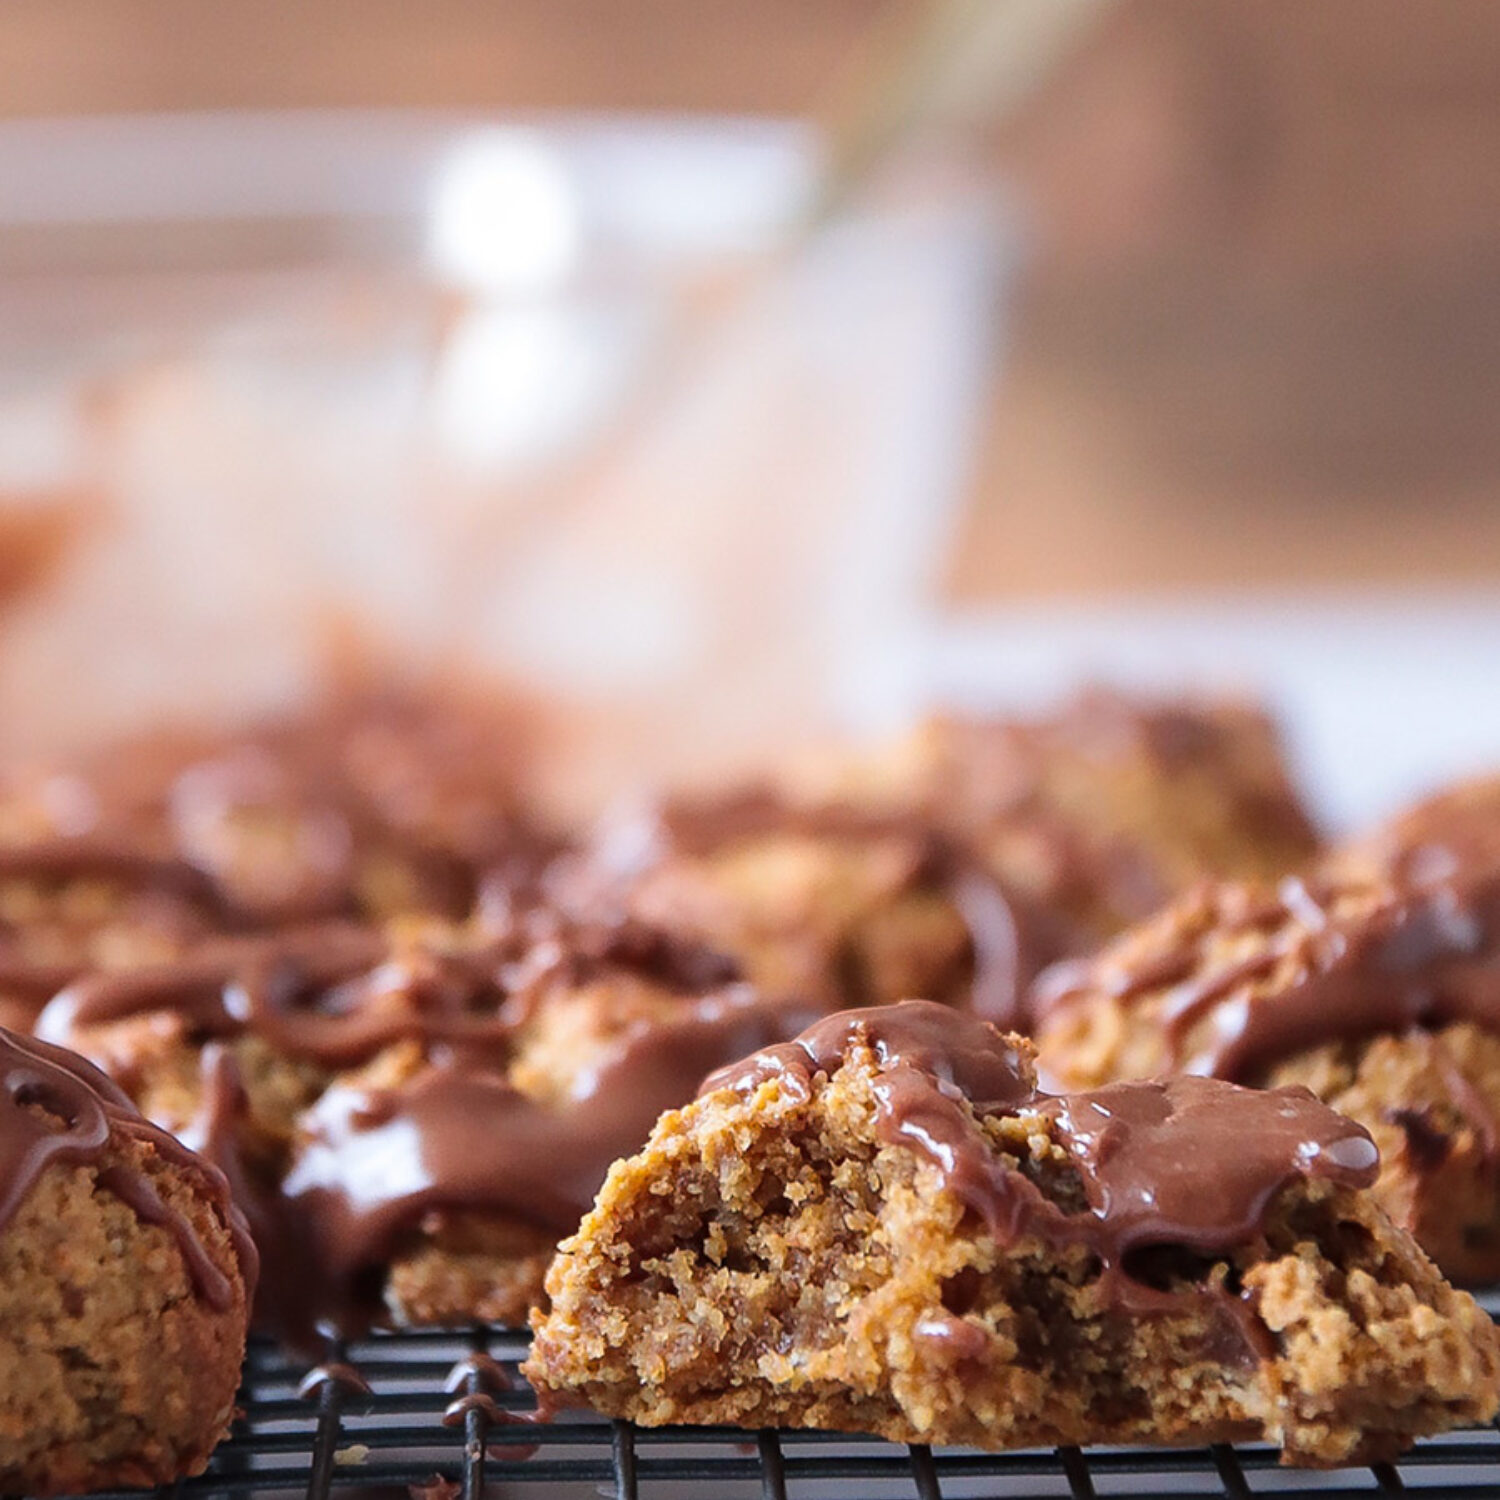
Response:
[527, 1000, 1500, 1466]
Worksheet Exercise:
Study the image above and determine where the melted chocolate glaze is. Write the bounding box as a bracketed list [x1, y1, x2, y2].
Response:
[706, 1001, 1377, 1348]
[0, 691, 554, 957]
[40, 908, 774, 1339]
[0, 1026, 256, 1310]
[180, 1044, 327, 1343]
[0, 839, 222, 905]
[37, 924, 393, 1064]
[444, 1353, 512, 1395]
[282, 985, 816, 1327]
[1038, 861, 1500, 1083]
[38, 914, 747, 1071]
[297, 1362, 373, 1401]
[574, 787, 1071, 1030]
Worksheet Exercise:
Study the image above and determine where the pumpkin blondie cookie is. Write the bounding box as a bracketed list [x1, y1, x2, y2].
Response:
[527, 1001, 1500, 1466]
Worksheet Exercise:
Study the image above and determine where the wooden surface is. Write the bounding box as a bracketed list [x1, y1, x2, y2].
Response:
[0, 0, 899, 118]
[948, 0, 1500, 600]
[5, 0, 1500, 604]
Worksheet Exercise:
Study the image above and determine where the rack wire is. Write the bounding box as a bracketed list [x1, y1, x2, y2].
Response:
[72, 1294, 1500, 1500]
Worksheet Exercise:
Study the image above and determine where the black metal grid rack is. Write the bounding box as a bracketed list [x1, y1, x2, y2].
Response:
[74, 1295, 1500, 1500]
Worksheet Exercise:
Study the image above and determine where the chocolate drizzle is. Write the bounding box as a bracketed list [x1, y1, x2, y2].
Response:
[706, 1001, 1377, 1348]
[282, 985, 815, 1325]
[0, 1026, 256, 1309]
[896, 693, 1320, 937]
[39, 915, 747, 1073]
[35, 878, 803, 1337]
[572, 787, 1069, 1030]
[0, 691, 554, 1007]
[37, 924, 394, 1064]
[1037, 862, 1500, 1084]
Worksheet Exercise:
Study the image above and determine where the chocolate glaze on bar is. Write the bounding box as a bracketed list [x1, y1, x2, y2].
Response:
[0, 692, 554, 1024]
[1035, 857, 1500, 1084]
[566, 786, 1072, 1030]
[705, 1000, 1377, 1350]
[0, 1026, 256, 1310]
[38, 915, 744, 1071]
[898, 692, 1320, 931]
[282, 984, 815, 1329]
[702, 999, 1035, 1115]
[0, 839, 222, 905]
[40, 901, 801, 1337]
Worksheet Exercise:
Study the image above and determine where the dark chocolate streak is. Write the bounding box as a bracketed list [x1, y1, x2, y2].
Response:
[596, 787, 1067, 1030]
[1038, 864, 1500, 1083]
[0, 1027, 256, 1310]
[706, 1001, 1377, 1348]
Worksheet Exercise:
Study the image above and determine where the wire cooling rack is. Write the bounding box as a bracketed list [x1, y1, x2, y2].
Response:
[72, 1295, 1500, 1500]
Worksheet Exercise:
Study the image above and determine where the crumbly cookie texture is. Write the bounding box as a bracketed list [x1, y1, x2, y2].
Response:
[1273, 1026, 1500, 1286]
[0, 1033, 252, 1496]
[795, 689, 1321, 944]
[1033, 857, 1500, 1281]
[527, 1004, 1499, 1466]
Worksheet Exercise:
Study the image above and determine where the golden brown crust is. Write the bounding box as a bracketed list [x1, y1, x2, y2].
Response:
[385, 1213, 559, 1328]
[0, 1133, 250, 1495]
[527, 1040, 1499, 1466]
[1032, 877, 1353, 1088]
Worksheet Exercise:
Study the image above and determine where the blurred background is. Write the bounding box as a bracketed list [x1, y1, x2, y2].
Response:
[3, 0, 1500, 828]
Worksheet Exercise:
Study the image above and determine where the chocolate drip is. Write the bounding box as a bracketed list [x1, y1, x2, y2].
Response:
[180, 1045, 324, 1342]
[297, 1363, 373, 1400]
[1036, 1076, 1377, 1259]
[0, 1027, 255, 1309]
[281, 988, 815, 1327]
[440, 1392, 543, 1459]
[704, 1000, 1035, 1113]
[444, 1353, 512, 1394]
[706, 1001, 1377, 1347]
[583, 787, 1067, 1029]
